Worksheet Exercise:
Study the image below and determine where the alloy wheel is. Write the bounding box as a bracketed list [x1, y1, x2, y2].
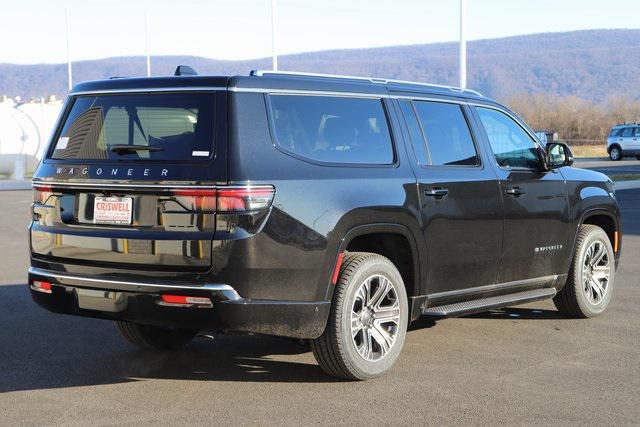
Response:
[582, 240, 611, 305]
[350, 274, 401, 361]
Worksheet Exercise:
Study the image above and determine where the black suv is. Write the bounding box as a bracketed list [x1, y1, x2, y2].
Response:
[29, 69, 621, 380]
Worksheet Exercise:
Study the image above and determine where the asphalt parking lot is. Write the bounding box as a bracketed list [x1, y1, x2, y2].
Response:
[1, 179, 639, 424]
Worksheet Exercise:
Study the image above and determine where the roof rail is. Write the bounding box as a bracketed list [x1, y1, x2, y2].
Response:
[249, 70, 483, 97]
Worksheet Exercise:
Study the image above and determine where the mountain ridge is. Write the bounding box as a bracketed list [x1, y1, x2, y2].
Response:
[1, 29, 639, 102]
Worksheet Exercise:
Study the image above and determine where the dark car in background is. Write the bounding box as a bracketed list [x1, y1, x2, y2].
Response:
[29, 69, 621, 379]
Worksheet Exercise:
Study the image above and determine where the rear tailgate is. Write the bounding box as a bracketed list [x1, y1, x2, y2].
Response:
[30, 90, 227, 271]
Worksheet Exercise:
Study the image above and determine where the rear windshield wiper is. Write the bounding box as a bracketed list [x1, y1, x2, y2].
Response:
[109, 145, 164, 154]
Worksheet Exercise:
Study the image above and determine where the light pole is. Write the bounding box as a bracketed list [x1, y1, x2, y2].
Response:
[65, 8, 72, 91]
[145, 14, 151, 77]
[459, 0, 466, 89]
[271, 0, 278, 71]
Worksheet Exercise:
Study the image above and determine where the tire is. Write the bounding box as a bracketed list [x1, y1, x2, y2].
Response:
[609, 146, 622, 161]
[116, 321, 198, 350]
[311, 252, 409, 380]
[636, 156, 640, 161]
[553, 225, 615, 318]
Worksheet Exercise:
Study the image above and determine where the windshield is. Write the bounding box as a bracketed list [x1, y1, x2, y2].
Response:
[50, 93, 215, 161]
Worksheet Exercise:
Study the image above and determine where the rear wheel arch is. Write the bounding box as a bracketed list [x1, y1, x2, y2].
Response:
[328, 224, 421, 301]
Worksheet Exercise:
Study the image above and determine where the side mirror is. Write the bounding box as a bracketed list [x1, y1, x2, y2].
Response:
[545, 142, 574, 169]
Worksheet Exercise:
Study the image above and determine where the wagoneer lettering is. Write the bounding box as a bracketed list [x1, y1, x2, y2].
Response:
[28, 69, 621, 380]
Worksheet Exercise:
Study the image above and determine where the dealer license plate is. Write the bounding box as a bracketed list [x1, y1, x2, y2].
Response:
[93, 196, 133, 225]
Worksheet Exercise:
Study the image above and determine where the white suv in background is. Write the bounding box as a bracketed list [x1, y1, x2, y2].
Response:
[607, 123, 640, 161]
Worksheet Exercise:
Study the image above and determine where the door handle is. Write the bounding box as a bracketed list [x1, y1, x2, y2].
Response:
[505, 186, 525, 197]
[425, 188, 449, 198]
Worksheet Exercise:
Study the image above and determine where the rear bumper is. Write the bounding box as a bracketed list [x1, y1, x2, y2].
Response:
[28, 267, 330, 339]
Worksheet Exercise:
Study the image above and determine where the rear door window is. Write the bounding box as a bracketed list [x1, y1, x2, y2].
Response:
[621, 127, 634, 138]
[268, 94, 394, 165]
[50, 93, 215, 161]
[412, 101, 479, 166]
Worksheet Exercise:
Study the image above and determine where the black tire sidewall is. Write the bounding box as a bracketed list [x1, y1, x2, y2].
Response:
[337, 256, 409, 378]
[573, 228, 615, 316]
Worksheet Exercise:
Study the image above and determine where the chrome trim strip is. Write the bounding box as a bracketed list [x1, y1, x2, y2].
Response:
[28, 267, 242, 300]
[30, 180, 273, 191]
[427, 275, 559, 300]
[70, 86, 226, 96]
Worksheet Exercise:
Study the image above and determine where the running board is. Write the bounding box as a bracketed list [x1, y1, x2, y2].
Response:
[422, 288, 557, 318]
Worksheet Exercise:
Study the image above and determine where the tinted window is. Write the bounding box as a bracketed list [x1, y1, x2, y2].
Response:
[476, 107, 541, 169]
[399, 100, 429, 165]
[621, 127, 634, 137]
[611, 128, 623, 137]
[269, 95, 393, 164]
[413, 101, 478, 166]
[635, 127, 640, 137]
[50, 93, 215, 161]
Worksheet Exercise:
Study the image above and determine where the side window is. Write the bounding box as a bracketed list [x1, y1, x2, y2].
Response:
[398, 100, 429, 165]
[611, 128, 623, 137]
[635, 127, 640, 138]
[621, 127, 634, 137]
[413, 101, 479, 166]
[476, 107, 541, 169]
[268, 95, 394, 165]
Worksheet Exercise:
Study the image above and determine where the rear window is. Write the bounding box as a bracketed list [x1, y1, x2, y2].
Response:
[268, 95, 394, 165]
[50, 93, 215, 161]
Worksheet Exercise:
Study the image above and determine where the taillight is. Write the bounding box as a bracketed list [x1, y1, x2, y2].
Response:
[172, 188, 217, 211]
[170, 186, 275, 213]
[33, 184, 53, 204]
[216, 187, 274, 212]
[30, 280, 52, 294]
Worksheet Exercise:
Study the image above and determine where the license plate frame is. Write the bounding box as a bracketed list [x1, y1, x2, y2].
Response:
[93, 196, 133, 225]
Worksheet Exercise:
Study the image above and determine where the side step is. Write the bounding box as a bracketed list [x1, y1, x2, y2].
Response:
[422, 288, 557, 318]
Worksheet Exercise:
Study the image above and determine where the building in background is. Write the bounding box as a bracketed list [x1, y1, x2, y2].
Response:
[0, 95, 62, 175]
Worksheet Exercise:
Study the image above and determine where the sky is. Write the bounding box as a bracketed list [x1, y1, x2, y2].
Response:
[1, 0, 639, 64]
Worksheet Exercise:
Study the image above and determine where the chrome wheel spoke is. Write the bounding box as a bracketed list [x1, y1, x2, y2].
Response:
[369, 277, 391, 308]
[351, 313, 363, 338]
[590, 244, 606, 268]
[358, 328, 373, 360]
[372, 300, 400, 323]
[369, 323, 394, 356]
[590, 278, 605, 299]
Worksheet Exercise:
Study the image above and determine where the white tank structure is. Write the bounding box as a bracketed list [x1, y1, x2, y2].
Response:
[0, 96, 63, 177]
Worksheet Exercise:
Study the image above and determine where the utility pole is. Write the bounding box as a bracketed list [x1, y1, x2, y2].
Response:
[65, 8, 72, 91]
[459, 0, 466, 89]
[145, 14, 151, 77]
[271, 0, 278, 71]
